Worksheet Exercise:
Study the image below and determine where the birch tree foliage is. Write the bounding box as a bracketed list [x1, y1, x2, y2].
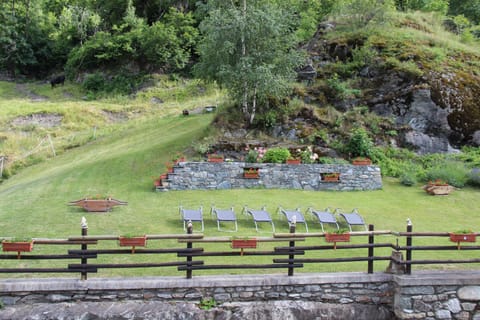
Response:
[194, 0, 305, 124]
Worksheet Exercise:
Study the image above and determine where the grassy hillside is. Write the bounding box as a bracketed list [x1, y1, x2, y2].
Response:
[0, 107, 479, 276]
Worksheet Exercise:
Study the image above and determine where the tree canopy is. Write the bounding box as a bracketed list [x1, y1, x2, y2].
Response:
[194, 0, 304, 123]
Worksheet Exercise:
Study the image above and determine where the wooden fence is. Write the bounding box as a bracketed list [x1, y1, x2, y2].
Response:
[1, 223, 479, 279]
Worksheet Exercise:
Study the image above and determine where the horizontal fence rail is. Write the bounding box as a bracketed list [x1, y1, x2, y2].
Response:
[0, 223, 479, 279]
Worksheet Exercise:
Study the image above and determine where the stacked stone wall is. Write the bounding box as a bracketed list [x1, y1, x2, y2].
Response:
[164, 162, 382, 191]
[2, 272, 480, 319]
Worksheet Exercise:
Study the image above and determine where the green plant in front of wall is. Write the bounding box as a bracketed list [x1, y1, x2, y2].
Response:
[199, 297, 217, 310]
[345, 127, 373, 158]
[331, 228, 349, 234]
[262, 147, 291, 164]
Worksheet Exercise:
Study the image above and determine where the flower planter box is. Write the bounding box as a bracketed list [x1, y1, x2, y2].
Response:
[244, 172, 260, 179]
[243, 167, 260, 179]
[423, 183, 454, 195]
[325, 233, 350, 249]
[231, 239, 257, 249]
[286, 159, 301, 165]
[351, 158, 372, 165]
[231, 239, 257, 256]
[68, 198, 128, 212]
[321, 173, 340, 182]
[119, 236, 147, 253]
[449, 233, 476, 250]
[2, 241, 34, 259]
[208, 155, 224, 163]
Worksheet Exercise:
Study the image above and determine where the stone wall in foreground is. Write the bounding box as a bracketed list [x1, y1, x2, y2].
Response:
[163, 162, 382, 191]
[1, 271, 480, 319]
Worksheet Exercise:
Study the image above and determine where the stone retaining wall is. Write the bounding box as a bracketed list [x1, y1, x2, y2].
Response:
[163, 162, 382, 191]
[394, 271, 480, 320]
[1, 271, 479, 319]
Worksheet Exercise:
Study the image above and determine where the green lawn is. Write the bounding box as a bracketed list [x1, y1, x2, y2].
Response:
[1, 112, 479, 278]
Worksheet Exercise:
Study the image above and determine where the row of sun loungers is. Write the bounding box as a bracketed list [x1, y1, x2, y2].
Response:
[179, 206, 367, 233]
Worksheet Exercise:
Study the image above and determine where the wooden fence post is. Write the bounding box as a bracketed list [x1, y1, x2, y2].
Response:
[288, 218, 296, 276]
[186, 221, 193, 279]
[406, 221, 412, 275]
[80, 217, 88, 280]
[368, 224, 374, 274]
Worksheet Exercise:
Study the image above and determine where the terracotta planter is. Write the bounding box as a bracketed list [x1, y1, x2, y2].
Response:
[449, 233, 476, 250]
[322, 173, 340, 182]
[449, 233, 476, 243]
[325, 233, 350, 249]
[208, 155, 224, 163]
[325, 233, 350, 242]
[231, 239, 257, 249]
[243, 168, 260, 179]
[119, 236, 147, 253]
[231, 239, 257, 256]
[423, 184, 454, 195]
[286, 159, 301, 165]
[2, 241, 34, 259]
[68, 198, 128, 212]
[244, 172, 259, 179]
[352, 158, 372, 165]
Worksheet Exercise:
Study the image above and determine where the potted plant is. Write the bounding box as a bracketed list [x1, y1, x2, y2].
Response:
[119, 235, 147, 253]
[449, 230, 476, 249]
[346, 128, 373, 165]
[68, 196, 127, 212]
[231, 237, 257, 256]
[299, 146, 319, 164]
[172, 153, 186, 165]
[243, 167, 260, 179]
[351, 156, 372, 166]
[286, 156, 301, 165]
[2, 238, 34, 259]
[244, 147, 267, 163]
[325, 229, 350, 249]
[423, 179, 454, 195]
[322, 172, 340, 182]
[207, 153, 224, 162]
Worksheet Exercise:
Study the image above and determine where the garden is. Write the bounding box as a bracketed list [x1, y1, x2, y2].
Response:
[0, 114, 480, 278]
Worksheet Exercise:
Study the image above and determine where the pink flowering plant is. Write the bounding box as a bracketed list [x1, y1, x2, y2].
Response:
[299, 146, 319, 164]
[244, 147, 267, 163]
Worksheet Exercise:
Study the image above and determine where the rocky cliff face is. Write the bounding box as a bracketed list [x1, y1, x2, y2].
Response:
[298, 22, 480, 154]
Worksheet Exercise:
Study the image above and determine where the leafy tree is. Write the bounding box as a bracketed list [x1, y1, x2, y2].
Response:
[449, 0, 480, 24]
[0, 0, 58, 77]
[395, 0, 449, 14]
[332, 0, 395, 28]
[195, 0, 304, 124]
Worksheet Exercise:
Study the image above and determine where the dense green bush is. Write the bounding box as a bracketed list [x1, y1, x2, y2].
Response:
[345, 127, 373, 158]
[399, 167, 418, 186]
[262, 147, 291, 163]
[82, 73, 105, 92]
[467, 168, 480, 187]
[425, 161, 469, 188]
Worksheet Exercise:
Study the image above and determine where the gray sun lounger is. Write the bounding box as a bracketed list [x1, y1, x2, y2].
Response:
[211, 206, 238, 232]
[335, 208, 367, 232]
[179, 206, 204, 232]
[308, 207, 339, 232]
[243, 206, 275, 232]
[278, 207, 308, 232]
